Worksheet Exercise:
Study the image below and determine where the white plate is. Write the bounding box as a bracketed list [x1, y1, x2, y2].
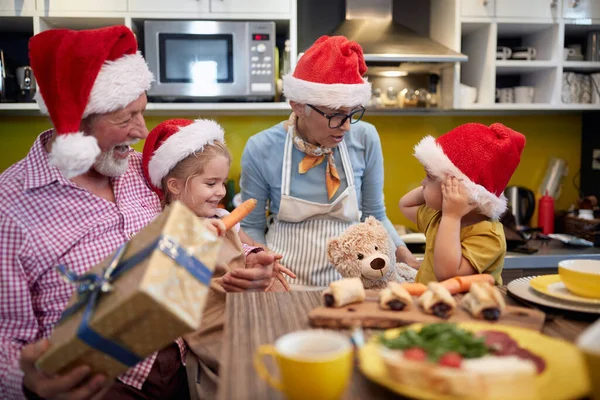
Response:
[399, 233, 426, 244]
[507, 276, 600, 314]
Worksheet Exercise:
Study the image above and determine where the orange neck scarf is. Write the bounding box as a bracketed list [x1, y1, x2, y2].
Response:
[288, 113, 340, 200]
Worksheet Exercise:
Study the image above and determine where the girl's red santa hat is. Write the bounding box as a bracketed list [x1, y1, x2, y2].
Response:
[142, 118, 225, 199]
[414, 123, 526, 220]
[29, 25, 154, 178]
[283, 35, 371, 109]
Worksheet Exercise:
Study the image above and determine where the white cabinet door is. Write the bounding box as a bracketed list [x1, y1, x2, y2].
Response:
[563, 0, 600, 19]
[497, 0, 559, 18]
[37, 0, 127, 12]
[461, 0, 495, 17]
[0, 0, 35, 12]
[210, 0, 291, 14]
[128, 0, 209, 13]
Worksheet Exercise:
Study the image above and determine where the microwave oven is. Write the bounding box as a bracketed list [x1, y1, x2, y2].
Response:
[144, 20, 276, 102]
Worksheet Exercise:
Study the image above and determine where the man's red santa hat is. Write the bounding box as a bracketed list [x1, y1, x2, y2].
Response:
[414, 123, 526, 220]
[29, 25, 154, 178]
[283, 35, 371, 109]
[142, 118, 225, 199]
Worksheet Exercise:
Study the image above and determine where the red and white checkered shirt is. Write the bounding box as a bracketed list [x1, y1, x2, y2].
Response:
[0, 130, 187, 399]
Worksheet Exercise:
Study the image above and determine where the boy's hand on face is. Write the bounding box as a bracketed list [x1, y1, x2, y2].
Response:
[441, 175, 476, 219]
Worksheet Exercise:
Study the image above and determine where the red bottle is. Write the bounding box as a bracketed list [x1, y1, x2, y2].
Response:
[538, 192, 555, 234]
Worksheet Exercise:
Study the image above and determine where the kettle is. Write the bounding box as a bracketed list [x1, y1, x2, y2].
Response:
[504, 186, 535, 229]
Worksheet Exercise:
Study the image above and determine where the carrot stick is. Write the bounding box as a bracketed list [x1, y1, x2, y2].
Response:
[400, 282, 428, 296]
[222, 199, 257, 231]
[440, 278, 462, 294]
[454, 274, 495, 292]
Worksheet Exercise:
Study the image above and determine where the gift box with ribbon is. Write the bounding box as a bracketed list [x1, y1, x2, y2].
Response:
[36, 201, 222, 380]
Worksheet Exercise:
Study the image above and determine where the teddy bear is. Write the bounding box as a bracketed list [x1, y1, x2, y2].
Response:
[327, 216, 417, 289]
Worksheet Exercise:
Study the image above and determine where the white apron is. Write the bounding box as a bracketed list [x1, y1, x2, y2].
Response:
[266, 127, 361, 288]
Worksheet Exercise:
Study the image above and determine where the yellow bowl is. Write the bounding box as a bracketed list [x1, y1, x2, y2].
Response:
[558, 259, 600, 299]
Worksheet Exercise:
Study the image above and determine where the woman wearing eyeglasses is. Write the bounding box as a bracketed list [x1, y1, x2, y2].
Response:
[240, 35, 419, 288]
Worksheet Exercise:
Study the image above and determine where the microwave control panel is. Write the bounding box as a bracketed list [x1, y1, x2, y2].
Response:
[248, 22, 276, 95]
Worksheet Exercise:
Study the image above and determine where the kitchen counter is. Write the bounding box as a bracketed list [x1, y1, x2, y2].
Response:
[413, 239, 600, 269]
[504, 240, 600, 269]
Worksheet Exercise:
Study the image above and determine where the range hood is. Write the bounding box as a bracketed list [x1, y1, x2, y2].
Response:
[332, 0, 467, 64]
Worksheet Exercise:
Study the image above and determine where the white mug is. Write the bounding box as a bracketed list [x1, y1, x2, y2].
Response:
[496, 88, 514, 103]
[460, 83, 478, 107]
[514, 86, 535, 103]
[496, 46, 512, 60]
[564, 47, 576, 60]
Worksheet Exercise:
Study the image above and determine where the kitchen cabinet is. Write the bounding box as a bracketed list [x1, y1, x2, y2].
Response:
[210, 0, 291, 14]
[0, 0, 35, 12]
[496, 0, 560, 19]
[460, 0, 494, 18]
[36, 0, 127, 13]
[128, 0, 209, 14]
[563, 0, 600, 19]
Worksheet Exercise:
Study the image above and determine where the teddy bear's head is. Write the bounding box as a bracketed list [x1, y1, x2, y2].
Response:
[327, 216, 397, 287]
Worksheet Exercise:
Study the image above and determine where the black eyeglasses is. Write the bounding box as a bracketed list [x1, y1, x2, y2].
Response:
[307, 104, 366, 129]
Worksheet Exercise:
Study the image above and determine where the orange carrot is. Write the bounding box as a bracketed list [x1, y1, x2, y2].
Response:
[222, 199, 257, 231]
[454, 274, 495, 292]
[440, 278, 462, 294]
[400, 282, 428, 296]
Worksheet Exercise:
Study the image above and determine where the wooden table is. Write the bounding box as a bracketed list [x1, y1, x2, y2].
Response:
[217, 289, 598, 400]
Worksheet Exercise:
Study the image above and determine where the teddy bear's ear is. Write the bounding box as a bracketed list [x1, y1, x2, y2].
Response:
[365, 216, 380, 227]
[327, 238, 341, 265]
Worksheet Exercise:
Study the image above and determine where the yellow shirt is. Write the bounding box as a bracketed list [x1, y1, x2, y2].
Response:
[415, 205, 506, 285]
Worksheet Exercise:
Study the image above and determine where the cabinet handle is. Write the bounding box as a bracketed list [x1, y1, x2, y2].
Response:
[482, 0, 489, 5]
[571, 0, 580, 7]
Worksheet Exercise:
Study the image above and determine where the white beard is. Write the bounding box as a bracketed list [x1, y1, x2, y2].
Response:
[93, 148, 130, 177]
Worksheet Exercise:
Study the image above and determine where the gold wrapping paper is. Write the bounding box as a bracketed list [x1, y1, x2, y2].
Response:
[36, 201, 222, 380]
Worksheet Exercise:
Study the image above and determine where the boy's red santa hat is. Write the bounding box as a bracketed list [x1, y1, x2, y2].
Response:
[283, 35, 371, 109]
[142, 118, 225, 198]
[29, 25, 154, 178]
[414, 123, 526, 220]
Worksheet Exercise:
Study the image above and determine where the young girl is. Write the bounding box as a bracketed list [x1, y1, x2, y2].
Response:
[142, 118, 295, 291]
[399, 122, 525, 285]
[142, 118, 296, 399]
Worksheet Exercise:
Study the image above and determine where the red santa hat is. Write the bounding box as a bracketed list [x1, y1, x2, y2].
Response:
[283, 35, 371, 109]
[142, 118, 225, 198]
[414, 123, 526, 220]
[29, 25, 154, 178]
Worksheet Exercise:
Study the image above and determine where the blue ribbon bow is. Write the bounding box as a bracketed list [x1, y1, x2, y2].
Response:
[56, 235, 214, 367]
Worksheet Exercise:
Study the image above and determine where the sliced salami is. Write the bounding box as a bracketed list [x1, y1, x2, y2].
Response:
[513, 347, 546, 374]
[478, 331, 519, 356]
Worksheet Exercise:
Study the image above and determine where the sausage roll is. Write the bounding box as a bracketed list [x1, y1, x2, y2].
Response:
[323, 277, 366, 308]
[380, 282, 413, 311]
[461, 282, 506, 321]
[419, 282, 457, 319]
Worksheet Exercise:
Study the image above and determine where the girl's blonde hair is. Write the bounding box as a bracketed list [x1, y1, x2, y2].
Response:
[161, 140, 231, 207]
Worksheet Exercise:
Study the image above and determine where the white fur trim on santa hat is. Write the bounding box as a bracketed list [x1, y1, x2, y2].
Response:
[36, 52, 153, 117]
[282, 73, 371, 109]
[49, 132, 101, 179]
[148, 119, 225, 187]
[414, 136, 507, 220]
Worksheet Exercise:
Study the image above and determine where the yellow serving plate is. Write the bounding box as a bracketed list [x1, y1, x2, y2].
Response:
[530, 275, 600, 305]
[359, 322, 590, 400]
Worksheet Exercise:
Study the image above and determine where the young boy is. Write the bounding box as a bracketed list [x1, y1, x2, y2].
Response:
[399, 123, 526, 285]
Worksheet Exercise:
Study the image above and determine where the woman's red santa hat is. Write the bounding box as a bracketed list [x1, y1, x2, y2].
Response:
[414, 123, 526, 220]
[29, 25, 154, 178]
[283, 35, 371, 109]
[142, 118, 225, 199]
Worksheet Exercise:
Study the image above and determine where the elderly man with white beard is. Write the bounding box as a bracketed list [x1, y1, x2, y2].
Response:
[0, 26, 192, 400]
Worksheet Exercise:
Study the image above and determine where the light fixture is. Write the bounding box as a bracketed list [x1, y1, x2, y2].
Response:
[379, 70, 408, 77]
